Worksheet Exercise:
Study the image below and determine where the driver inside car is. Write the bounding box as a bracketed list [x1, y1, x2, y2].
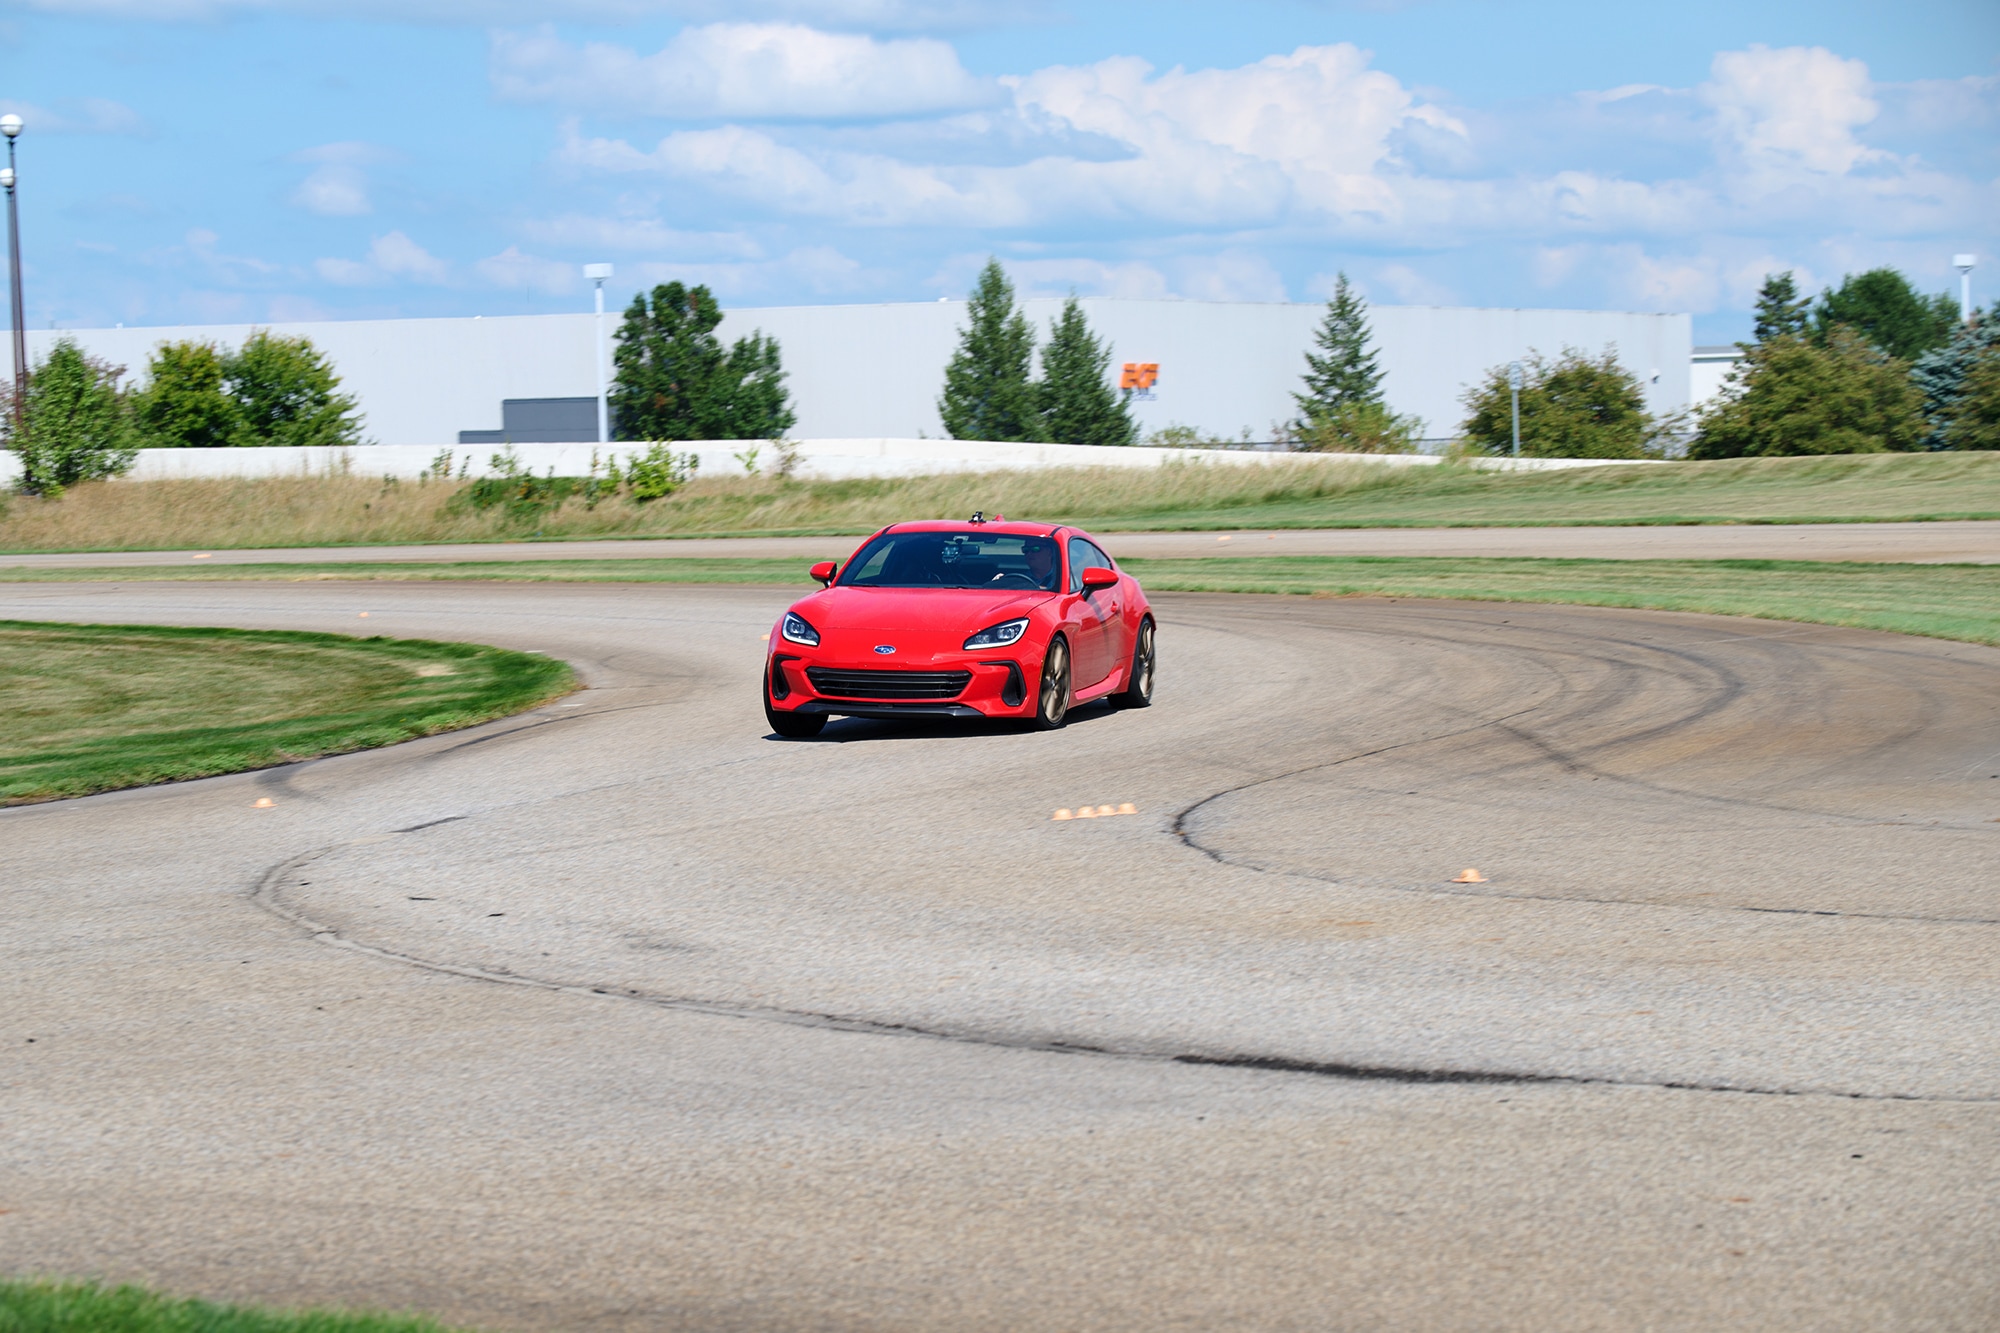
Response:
[1021, 541, 1057, 590]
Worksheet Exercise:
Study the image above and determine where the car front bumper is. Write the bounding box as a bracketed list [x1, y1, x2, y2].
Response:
[766, 652, 1034, 718]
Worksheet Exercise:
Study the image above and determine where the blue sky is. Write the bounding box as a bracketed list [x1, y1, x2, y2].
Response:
[3, 0, 1995, 341]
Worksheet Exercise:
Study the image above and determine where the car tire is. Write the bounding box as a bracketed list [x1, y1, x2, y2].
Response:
[1033, 635, 1072, 730]
[1112, 618, 1155, 709]
[764, 679, 827, 738]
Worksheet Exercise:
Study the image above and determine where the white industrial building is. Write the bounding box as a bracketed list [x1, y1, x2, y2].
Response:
[24, 298, 1692, 449]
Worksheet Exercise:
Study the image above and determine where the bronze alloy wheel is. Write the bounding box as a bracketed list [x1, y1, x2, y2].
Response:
[1034, 636, 1071, 730]
[1114, 619, 1155, 709]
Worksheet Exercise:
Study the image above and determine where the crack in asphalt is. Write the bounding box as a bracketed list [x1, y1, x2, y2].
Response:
[250, 840, 1998, 1106]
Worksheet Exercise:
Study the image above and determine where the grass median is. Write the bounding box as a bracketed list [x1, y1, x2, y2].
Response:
[0, 1278, 464, 1332]
[3, 452, 1996, 553]
[8, 554, 1997, 649]
[0, 620, 574, 804]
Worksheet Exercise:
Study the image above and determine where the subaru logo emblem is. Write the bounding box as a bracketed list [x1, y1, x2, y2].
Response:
[874, 644, 896, 654]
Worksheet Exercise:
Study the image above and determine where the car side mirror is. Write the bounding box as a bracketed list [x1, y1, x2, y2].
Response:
[1080, 566, 1118, 591]
[809, 560, 837, 586]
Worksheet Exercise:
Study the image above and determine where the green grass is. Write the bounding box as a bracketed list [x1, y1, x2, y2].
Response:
[0, 1279, 463, 1333]
[1124, 555, 2000, 647]
[8, 555, 1997, 649]
[0, 621, 574, 803]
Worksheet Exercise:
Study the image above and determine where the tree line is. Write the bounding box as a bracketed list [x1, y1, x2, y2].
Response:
[2, 331, 365, 494]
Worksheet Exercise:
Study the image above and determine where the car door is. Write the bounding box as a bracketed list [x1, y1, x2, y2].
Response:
[1078, 538, 1130, 681]
[1065, 536, 1113, 688]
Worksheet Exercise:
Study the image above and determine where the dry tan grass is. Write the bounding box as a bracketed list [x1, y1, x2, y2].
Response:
[0, 457, 1414, 551]
[3, 451, 1995, 552]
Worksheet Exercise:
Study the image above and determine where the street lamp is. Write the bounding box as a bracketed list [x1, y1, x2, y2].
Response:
[1, 113, 23, 431]
[1954, 254, 1976, 323]
[1507, 360, 1523, 458]
[584, 262, 613, 444]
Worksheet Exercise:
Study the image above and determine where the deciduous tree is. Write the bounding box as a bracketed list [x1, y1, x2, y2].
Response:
[1691, 327, 1925, 457]
[134, 340, 238, 449]
[4, 338, 139, 495]
[1460, 349, 1650, 459]
[1812, 268, 1958, 362]
[223, 330, 364, 448]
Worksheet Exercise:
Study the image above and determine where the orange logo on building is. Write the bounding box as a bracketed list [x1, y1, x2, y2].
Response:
[1119, 362, 1159, 391]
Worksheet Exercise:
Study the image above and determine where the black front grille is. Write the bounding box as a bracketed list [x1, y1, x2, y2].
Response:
[806, 667, 972, 700]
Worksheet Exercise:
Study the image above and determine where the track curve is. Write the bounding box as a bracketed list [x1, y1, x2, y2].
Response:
[5, 580, 1998, 1330]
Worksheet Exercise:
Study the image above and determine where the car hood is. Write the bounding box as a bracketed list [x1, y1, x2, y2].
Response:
[794, 586, 1054, 635]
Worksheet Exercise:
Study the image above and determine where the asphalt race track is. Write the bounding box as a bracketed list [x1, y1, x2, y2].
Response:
[4, 580, 1998, 1331]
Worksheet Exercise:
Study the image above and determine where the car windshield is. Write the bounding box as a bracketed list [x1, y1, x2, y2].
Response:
[838, 531, 1060, 591]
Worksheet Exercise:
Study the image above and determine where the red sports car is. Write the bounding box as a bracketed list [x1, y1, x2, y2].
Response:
[763, 515, 1156, 736]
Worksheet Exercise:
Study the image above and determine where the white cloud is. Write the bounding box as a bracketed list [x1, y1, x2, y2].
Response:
[0, 97, 147, 136]
[8, 0, 1025, 28]
[562, 43, 1471, 230]
[290, 168, 370, 216]
[474, 246, 577, 295]
[492, 23, 997, 120]
[1701, 45, 1884, 181]
[316, 231, 451, 286]
[521, 214, 764, 258]
[285, 143, 396, 216]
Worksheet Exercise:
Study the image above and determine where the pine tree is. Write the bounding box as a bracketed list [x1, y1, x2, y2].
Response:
[1036, 296, 1136, 446]
[223, 330, 364, 447]
[1750, 272, 1811, 344]
[939, 259, 1040, 442]
[611, 282, 794, 441]
[1943, 347, 2000, 450]
[134, 341, 239, 449]
[1293, 273, 1384, 427]
[1910, 308, 1999, 449]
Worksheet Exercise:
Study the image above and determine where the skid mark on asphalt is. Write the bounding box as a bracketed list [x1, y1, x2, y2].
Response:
[249, 838, 1997, 1105]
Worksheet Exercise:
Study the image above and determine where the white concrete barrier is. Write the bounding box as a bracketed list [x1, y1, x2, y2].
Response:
[2, 438, 1660, 487]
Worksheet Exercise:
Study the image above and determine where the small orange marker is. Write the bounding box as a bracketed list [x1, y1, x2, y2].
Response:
[761, 633, 770, 641]
[254, 797, 274, 808]
[192, 553, 212, 560]
[358, 612, 369, 618]
[1217, 535, 1231, 542]
[1052, 808, 1073, 820]
[1451, 868, 1486, 883]
[1117, 802, 1136, 815]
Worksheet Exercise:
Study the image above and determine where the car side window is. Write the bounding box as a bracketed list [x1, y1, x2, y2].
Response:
[1083, 540, 1114, 572]
[1066, 537, 1091, 593]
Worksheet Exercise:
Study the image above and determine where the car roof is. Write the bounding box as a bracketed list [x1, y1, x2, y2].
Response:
[883, 519, 1066, 537]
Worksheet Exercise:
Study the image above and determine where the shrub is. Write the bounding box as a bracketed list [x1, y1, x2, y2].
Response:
[1281, 399, 1422, 454]
[624, 442, 699, 500]
[1037, 295, 1137, 446]
[1460, 348, 1650, 459]
[1692, 327, 1925, 458]
[939, 259, 1041, 443]
[4, 337, 140, 495]
[1911, 310, 2000, 449]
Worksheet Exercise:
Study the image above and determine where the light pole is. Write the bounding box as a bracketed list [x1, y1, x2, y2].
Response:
[1507, 360, 1523, 458]
[584, 262, 613, 444]
[1954, 254, 1976, 323]
[2, 114, 24, 432]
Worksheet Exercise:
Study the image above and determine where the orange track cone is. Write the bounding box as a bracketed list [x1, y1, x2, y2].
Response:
[1451, 868, 1486, 883]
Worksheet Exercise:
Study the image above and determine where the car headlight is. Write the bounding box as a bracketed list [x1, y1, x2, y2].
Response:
[781, 612, 820, 647]
[963, 617, 1029, 650]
